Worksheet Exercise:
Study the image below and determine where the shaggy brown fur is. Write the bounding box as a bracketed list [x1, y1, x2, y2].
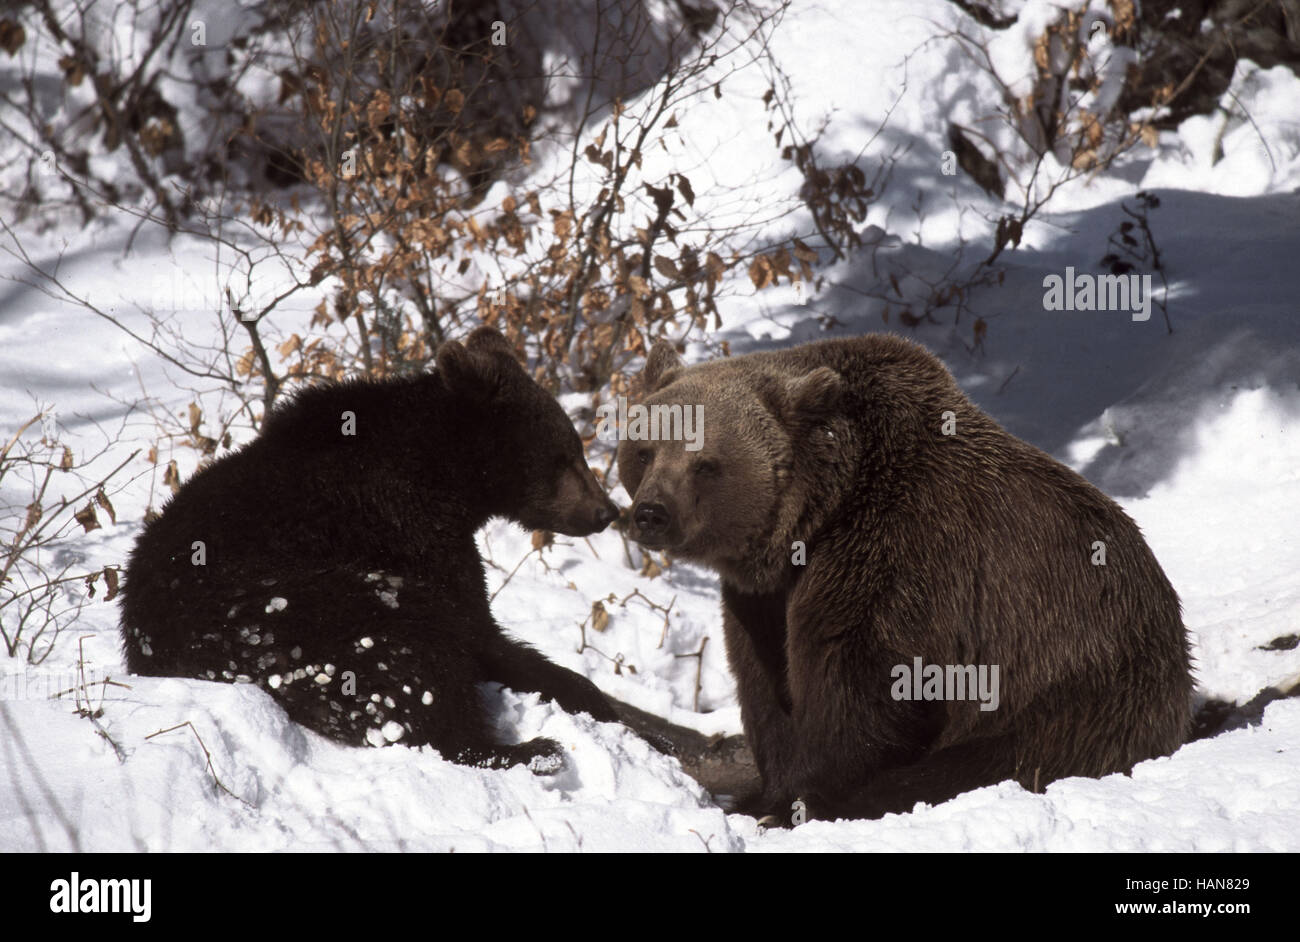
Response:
[618, 333, 1192, 822]
[121, 327, 620, 772]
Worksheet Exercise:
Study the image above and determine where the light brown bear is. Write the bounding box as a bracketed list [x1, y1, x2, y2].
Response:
[617, 333, 1192, 822]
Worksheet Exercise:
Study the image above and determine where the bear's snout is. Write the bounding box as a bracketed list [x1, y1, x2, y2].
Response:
[629, 499, 680, 549]
[593, 500, 619, 530]
[632, 501, 670, 537]
[554, 493, 618, 536]
[544, 461, 620, 537]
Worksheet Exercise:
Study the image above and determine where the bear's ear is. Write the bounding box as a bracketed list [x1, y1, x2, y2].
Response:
[465, 325, 528, 381]
[642, 341, 685, 394]
[464, 325, 515, 357]
[783, 366, 843, 417]
[436, 338, 506, 398]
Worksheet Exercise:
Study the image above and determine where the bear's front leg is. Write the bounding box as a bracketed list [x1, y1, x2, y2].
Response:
[721, 587, 803, 818]
[793, 732, 1027, 821]
[478, 634, 619, 722]
[776, 602, 947, 824]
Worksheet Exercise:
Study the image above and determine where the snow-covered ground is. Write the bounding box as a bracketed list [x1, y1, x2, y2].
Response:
[2, 0, 1298, 851]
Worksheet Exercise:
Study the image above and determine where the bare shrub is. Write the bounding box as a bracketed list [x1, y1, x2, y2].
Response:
[0, 412, 135, 663]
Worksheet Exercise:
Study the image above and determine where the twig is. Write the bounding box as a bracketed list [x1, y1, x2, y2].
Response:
[618, 588, 677, 648]
[521, 805, 549, 853]
[674, 636, 709, 712]
[0, 414, 42, 466]
[688, 828, 715, 852]
[145, 721, 254, 806]
[489, 548, 538, 603]
[70, 635, 127, 763]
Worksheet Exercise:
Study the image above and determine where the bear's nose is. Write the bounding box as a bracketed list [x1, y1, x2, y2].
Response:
[633, 501, 670, 536]
[594, 502, 618, 530]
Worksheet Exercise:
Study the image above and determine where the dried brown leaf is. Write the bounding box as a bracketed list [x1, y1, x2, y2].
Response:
[653, 256, 680, 281]
[21, 501, 41, 534]
[0, 19, 26, 56]
[676, 174, 695, 207]
[74, 503, 100, 533]
[103, 567, 120, 602]
[95, 487, 117, 525]
[277, 334, 303, 358]
[792, 238, 818, 263]
[163, 460, 181, 495]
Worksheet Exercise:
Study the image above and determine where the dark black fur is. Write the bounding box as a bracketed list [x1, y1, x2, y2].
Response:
[120, 327, 619, 770]
[619, 334, 1193, 821]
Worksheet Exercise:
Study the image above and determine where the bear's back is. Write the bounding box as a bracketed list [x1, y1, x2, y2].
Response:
[774, 334, 1188, 727]
[119, 372, 473, 642]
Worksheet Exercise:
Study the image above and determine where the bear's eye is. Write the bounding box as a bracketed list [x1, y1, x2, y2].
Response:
[693, 459, 719, 478]
[636, 448, 653, 467]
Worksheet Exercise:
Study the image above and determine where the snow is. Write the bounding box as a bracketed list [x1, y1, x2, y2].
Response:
[1143, 61, 1300, 196]
[1, 0, 1298, 851]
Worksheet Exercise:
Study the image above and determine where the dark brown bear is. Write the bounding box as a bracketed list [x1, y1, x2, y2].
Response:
[617, 333, 1192, 822]
[121, 326, 619, 772]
